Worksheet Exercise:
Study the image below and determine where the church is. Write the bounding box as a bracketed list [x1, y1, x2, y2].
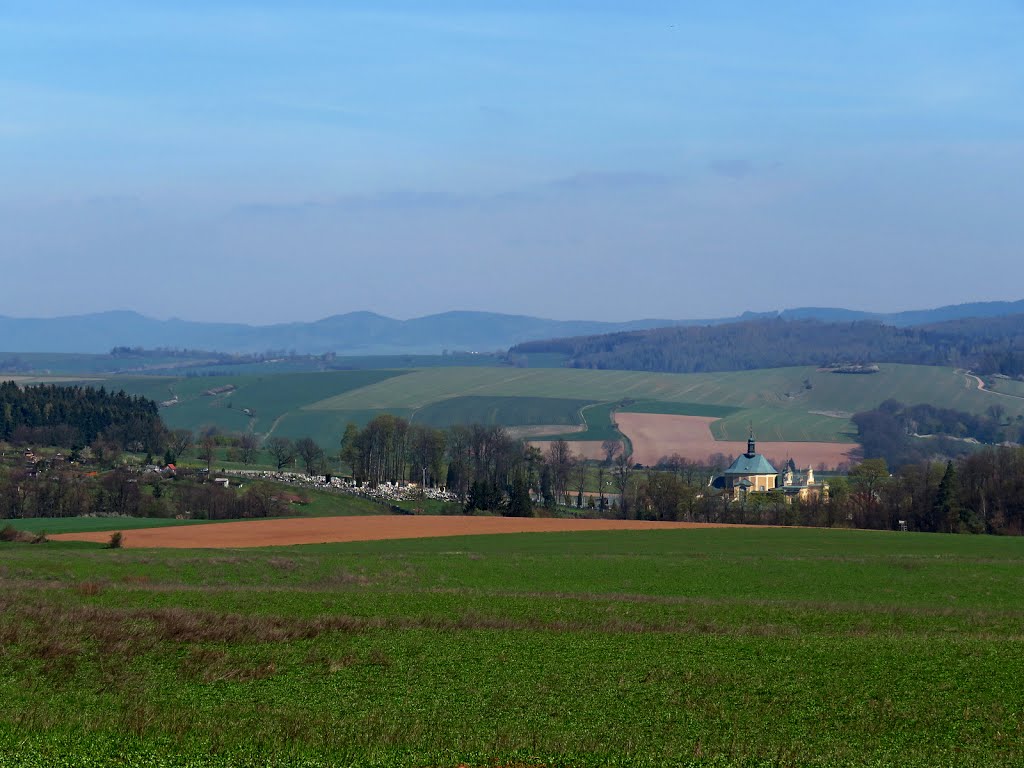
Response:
[709, 433, 828, 503]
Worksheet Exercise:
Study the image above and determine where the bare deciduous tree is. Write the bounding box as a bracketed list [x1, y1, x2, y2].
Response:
[296, 437, 325, 476]
[573, 456, 589, 509]
[601, 438, 622, 465]
[237, 433, 259, 465]
[266, 437, 296, 471]
[613, 450, 634, 518]
[167, 429, 193, 463]
[546, 439, 574, 505]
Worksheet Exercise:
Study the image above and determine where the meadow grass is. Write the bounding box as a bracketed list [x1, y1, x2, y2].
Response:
[532, 401, 623, 443]
[411, 395, 594, 428]
[620, 401, 742, 418]
[1, 527, 1022, 766]
[113, 371, 406, 438]
[84, 363, 1019, 446]
[300, 364, 1016, 442]
[1, 516, 212, 534]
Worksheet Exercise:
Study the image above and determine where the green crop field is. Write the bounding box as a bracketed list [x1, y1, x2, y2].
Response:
[62, 363, 1024, 448]
[303, 363, 1022, 443]
[413, 395, 594, 428]
[1, 516, 212, 534]
[532, 401, 623, 443]
[1, 527, 1022, 767]
[619, 400, 742, 418]
[111, 371, 408, 439]
[986, 376, 1024, 399]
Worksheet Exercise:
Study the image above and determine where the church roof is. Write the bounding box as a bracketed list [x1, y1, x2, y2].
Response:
[724, 453, 778, 475]
[723, 435, 777, 476]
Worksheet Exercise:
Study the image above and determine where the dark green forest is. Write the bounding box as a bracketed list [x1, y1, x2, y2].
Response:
[0, 381, 164, 451]
[511, 315, 1024, 375]
[853, 399, 1018, 467]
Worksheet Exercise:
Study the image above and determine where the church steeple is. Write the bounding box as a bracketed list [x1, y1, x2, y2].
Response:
[746, 425, 756, 458]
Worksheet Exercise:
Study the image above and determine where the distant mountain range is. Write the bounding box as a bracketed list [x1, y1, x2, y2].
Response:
[1, 300, 1023, 355]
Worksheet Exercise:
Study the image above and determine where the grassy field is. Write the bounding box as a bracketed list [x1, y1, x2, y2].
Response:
[1, 516, 212, 534]
[50, 363, 1024, 448]
[306, 363, 1018, 442]
[533, 401, 622, 443]
[413, 395, 594, 428]
[0, 527, 1022, 766]
[619, 400, 742, 418]
[112, 371, 407, 440]
[985, 376, 1024, 399]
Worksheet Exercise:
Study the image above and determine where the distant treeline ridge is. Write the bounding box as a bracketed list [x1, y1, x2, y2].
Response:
[511, 315, 1024, 375]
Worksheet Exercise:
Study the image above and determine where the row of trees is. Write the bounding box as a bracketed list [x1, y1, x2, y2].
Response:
[166, 415, 1024, 536]
[0, 467, 292, 521]
[614, 448, 1024, 536]
[334, 416, 641, 517]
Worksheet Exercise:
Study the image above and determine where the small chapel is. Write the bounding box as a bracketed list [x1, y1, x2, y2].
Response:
[709, 432, 829, 503]
[714, 433, 779, 500]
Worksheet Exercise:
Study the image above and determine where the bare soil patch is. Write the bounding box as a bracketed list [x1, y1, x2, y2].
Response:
[508, 424, 586, 439]
[616, 413, 858, 469]
[528, 440, 607, 461]
[50, 515, 742, 549]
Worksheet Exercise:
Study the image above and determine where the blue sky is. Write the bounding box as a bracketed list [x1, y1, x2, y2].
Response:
[2, 1, 1023, 323]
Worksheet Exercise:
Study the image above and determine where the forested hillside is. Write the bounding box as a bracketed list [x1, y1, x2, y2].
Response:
[0, 381, 164, 451]
[511, 315, 1024, 375]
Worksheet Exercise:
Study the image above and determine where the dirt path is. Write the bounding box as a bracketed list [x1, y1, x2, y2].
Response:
[50, 515, 749, 549]
[961, 370, 1024, 400]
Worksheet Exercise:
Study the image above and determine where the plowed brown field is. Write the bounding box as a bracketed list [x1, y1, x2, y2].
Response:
[528, 440, 606, 461]
[616, 413, 858, 468]
[50, 515, 746, 549]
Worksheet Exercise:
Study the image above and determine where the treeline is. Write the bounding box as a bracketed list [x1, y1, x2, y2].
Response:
[828, 452, 1024, 535]
[511, 315, 1024, 375]
[612, 449, 1024, 535]
[0, 467, 291, 521]
[852, 400, 1020, 467]
[338, 416, 583, 516]
[0, 382, 164, 452]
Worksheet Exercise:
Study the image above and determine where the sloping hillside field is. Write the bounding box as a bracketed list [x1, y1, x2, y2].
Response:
[616, 413, 857, 468]
[103, 363, 1024, 462]
[1, 527, 1022, 766]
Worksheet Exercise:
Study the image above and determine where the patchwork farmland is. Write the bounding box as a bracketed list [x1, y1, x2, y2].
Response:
[99, 363, 1022, 464]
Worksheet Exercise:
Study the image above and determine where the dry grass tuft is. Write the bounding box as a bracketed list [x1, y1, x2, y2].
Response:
[267, 557, 298, 572]
[76, 580, 103, 596]
[304, 646, 359, 673]
[184, 647, 278, 683]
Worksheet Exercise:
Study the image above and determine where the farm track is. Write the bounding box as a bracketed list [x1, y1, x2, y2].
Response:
[961, 369, 1024, 400]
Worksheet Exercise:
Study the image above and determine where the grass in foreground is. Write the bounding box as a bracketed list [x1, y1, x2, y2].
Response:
[0, 528, 1022, 767]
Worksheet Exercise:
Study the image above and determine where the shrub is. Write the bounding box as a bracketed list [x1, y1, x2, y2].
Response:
[107, 532, 124, 549]
[0, 525, 44, 544]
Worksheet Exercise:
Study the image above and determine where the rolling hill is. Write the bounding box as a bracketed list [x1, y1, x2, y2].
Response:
[104, 363, 1023, 449]
[3, 298, 1024, 355]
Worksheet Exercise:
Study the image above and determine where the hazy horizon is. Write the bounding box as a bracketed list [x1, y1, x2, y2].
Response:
[3, 2, 1023, 324]
[3, 296, 1024, 327]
